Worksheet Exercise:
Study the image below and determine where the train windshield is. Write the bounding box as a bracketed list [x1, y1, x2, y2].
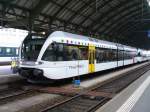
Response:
[21, 34, 46, 61]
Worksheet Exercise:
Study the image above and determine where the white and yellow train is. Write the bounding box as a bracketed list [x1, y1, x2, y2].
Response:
[18, 31, 149, 82]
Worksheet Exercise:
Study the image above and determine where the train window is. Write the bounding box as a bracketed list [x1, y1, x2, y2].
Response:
[71, 49, 78, 60]
[0, 48, 2, 53]
[25, 46, 29, 52]
[0, 48, 4, 56]
[5, 48, 13, 56]
[96, 48, 117, 63]
[16, 49, 19, 55]
[22, 41, 44, 61]
[6, 48, 11, 53]
[124, 51, 129, 60]
[57, 44, 64, 52]
[78, 47, 88, 60]
[117, 50, 124, 61]
[0, 47, 18, 57]
[64, 45, 78, 61]
[42, 43, 88, 62]
[65, 45, 88, 61]
[4, 48, 17, 56]
[123, 51, 135, 60]
[0, 48, 3, 56]
[137, 52, 141, 56]
[109, 49, 117, 61]
[42, 44, 58, 61]
[96, 48, 103, 63]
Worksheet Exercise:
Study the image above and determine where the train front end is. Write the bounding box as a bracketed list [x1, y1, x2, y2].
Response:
[18, 33, 49, 82]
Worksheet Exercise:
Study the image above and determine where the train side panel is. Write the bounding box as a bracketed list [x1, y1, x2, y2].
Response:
[95, 61, 117, 72]
[124, 59, 134, 65]
[40, 60, 89, 79]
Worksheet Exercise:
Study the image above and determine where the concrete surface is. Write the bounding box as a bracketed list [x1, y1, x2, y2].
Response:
[95, 68, 150, 112]
[130, 77, 150, 112]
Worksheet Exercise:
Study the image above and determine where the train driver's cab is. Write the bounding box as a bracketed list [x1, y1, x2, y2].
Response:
[21, 33, 46, 61]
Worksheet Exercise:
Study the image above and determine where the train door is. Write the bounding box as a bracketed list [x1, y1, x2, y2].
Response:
[88, 45, 95, 73]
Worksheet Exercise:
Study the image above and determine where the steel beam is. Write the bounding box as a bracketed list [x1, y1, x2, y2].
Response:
[96, 2, 148, 34]
[110, 12, 148, 36]
[67, 0, 94, 22]
[52, 0, 74, 19]
[87, 1, 140, 30]
[79, 0, 114, 26]
[30, 0, 51, 19]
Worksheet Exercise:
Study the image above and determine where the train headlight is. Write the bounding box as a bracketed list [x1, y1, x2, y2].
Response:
[19, 61, 22, 64]
[35, 61, 43, 65]
[35, 62, 39, 65]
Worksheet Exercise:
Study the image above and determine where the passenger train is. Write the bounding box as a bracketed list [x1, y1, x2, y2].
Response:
[18, 31, 149, 82]
[0, 28, 28, 65]
[0, 46, 19, 65]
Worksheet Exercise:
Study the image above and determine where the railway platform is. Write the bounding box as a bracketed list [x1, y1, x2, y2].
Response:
[0, 65, 12, 75]
[96, 68, 150, 112]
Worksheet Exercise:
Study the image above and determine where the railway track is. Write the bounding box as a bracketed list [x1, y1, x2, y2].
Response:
[40, 62, 150, 112]
[0, 90, 39, 105]
[0, 80, 41, 105]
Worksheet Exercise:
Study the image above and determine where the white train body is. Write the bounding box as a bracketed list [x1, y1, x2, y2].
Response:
[0, 28, 27, 65]
[18, 31, 148, 81]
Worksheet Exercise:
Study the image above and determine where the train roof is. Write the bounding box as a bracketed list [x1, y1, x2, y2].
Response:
[123, 45, 137, 52]
[48, 31, 137, 51]
[0, 44, 20, 48]
[49, 31, 117, 49]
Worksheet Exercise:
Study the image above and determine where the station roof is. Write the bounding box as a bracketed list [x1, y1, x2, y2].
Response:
[0, 0, 150, 49]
